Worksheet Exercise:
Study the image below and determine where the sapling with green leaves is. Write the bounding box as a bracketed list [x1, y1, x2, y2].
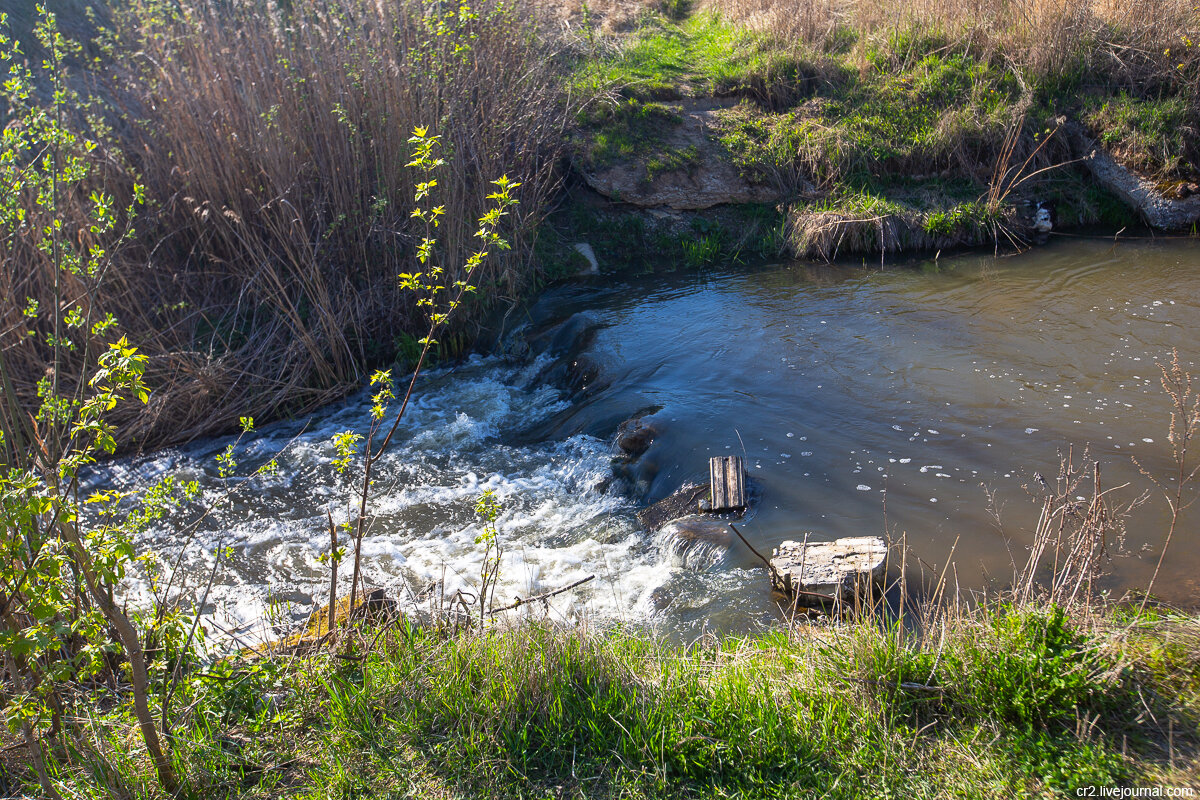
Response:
[474, 489, 503, 629]
[0, 8, 186, 794]
[0, 9, 279, 794]
[328, 126, 520, 630]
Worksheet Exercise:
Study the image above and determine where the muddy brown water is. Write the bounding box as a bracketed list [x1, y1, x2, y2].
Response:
[116, 236, 1200, 640]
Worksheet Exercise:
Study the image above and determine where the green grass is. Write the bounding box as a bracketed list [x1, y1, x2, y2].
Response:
[573, 12, 759, 99]
[27, 603, 1200, 799]
[644, 143, 702, 182]
[1084, 92, 1196, 180]
[545, 202, 785, 273]
[578, 99, 684, 169]
[784, 184, 1007, 260]
[577, 14, 1024, 211]
[568, 5, 1200, 253]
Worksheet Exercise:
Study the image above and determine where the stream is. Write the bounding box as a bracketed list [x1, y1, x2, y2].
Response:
[110, 236, 1200, 642]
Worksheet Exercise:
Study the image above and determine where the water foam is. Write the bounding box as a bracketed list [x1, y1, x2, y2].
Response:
[110, 355, 669, 643]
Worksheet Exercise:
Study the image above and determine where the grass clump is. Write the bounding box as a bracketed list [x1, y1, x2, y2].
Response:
[573, 9, 826, 104]
[948, 604, 1110, 729]
[1084, 92, 1197, 180]
[786, 186, 1004, 259]
[644, 143, 702, 181]
[26, 603, 1199, 798]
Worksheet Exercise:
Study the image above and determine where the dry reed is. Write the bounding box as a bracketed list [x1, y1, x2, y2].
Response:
[705, 0, 1200, 97]
[0, 0, 569, 451]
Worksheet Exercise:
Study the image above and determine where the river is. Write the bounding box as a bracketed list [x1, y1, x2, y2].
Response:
[109, 236, 1200, 643]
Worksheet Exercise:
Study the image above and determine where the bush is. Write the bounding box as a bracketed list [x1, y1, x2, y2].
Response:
[950, 604, 1107, 730]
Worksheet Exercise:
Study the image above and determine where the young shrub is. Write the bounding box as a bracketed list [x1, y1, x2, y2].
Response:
[948, 604, 1109, 731]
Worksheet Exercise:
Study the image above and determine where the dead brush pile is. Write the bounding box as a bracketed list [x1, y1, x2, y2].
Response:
[0, 0, 568, 451]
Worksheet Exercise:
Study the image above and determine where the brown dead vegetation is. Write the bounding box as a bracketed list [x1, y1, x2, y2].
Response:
[0, 0, 569, 451]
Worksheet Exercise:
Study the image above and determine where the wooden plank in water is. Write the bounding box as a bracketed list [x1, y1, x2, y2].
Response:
[709, 456, 746, 511]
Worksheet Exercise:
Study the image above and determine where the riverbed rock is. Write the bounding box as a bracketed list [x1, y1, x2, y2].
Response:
[349, 588, 400, 622]
[615, 415, 658, 457]
[769, 536, 887, 606]
[566, 353, 605, 395]
[581, 98, 781, 210]
[659, 515, 732, 570]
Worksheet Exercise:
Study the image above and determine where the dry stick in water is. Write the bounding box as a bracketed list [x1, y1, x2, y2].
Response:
[488, 574, 597, 614]
[728, 523, 779, 582]
[1138, 351, 1200, 615]
[729, 524, 838, 604]
[161, 542, 225, 738]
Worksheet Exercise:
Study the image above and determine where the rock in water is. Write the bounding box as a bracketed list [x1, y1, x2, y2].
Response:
[636, 482, 711, 532]
[615, 415, 658, 457]
[769, 536, 887, 605]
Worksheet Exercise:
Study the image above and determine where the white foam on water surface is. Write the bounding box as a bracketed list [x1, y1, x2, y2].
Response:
[102, 355, 671, 645]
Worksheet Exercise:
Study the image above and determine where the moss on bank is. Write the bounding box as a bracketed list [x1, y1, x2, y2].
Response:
[563, 6, 1200, 264]
[24, 603, 1199, 798]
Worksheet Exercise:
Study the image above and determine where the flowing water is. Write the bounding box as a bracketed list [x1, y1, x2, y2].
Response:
[112, 236, 1200, 642]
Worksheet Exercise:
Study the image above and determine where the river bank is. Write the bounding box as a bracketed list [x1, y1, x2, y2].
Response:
[542, 0, 1200, 272]
[3, 0, 1199, 447]
[15, 602, 1198, 798]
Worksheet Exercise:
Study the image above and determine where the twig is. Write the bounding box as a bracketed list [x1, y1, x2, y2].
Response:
[728, 523, 784, 586]
[327, 510, 338, 635]
[489, 575, 595, 614]
[854, 677, 945, 694]
[161, 539, 224, 737]
[793, 588, 838, 604]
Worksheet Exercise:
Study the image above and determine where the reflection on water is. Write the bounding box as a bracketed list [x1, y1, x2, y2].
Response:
[117, 236, 1200, 641]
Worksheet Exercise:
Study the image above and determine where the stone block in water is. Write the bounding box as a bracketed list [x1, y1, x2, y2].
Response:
[769, 536, 887, 605]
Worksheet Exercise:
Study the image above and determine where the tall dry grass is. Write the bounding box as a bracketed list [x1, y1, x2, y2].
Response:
[0, 0, 569, 451]
[707, 0, 1200, 96]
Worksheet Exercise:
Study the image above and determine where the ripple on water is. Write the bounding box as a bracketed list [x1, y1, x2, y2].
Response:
[112, 239, 1200, 640]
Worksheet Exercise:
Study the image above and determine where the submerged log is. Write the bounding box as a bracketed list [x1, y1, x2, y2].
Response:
[637, 482, 710, 532]
[636, 458, 751, 533]
[769, 536, 887, 606]
[1066, 121, 1200, 230]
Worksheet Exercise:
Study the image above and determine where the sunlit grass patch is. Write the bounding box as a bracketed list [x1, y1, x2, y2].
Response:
[42, 604, 1199, 798]
[1085, 92, 1196, 179]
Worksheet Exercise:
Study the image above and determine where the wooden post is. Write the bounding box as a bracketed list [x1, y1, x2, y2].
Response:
[709, 456, 746, 512]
